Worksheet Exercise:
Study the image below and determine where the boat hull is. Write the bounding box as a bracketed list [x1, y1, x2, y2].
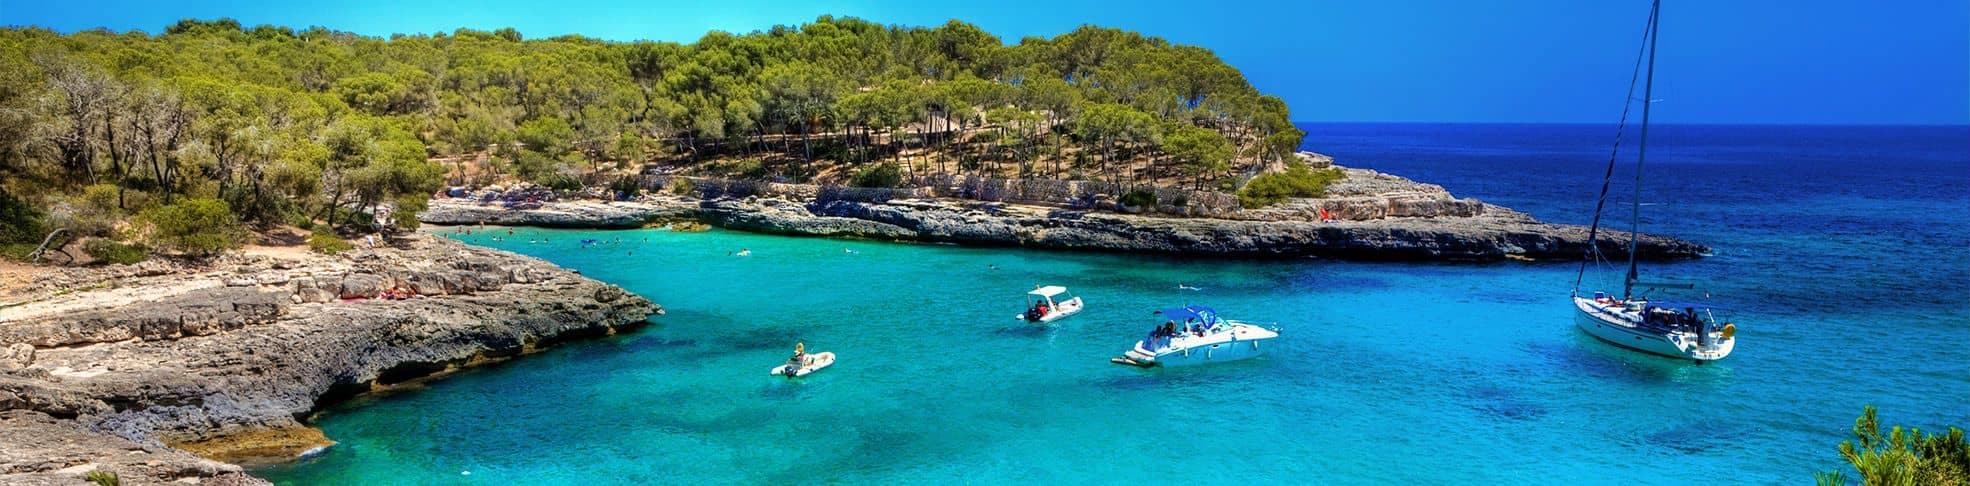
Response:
[770, 352, 836, 377]
[1123, 323, 1277, 367]
[1017, 297, 1084, 323]
[1149, 338, 1267, 367]
[1572, 297, 1733, 362]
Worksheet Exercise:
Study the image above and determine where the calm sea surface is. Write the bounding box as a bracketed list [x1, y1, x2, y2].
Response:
[258, 124, 1970, 484]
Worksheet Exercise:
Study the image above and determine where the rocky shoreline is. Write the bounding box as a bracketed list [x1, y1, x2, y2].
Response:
[0, 234, 659, 485]
[421, 166, 1708, 261]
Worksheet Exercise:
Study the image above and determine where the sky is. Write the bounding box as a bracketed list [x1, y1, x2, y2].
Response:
[3, 0, 1965, 125]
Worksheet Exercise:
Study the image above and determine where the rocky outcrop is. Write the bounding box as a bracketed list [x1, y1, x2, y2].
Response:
[0, 410, 262, 486]
[690, 198, 1703, 261]
[421, 165, 1708, 262]
[0, 234, 659, 485]
[419, 199, 693, 228]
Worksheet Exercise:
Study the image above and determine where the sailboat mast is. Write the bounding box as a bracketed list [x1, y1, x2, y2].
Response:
[1624, 0, 1661, 300]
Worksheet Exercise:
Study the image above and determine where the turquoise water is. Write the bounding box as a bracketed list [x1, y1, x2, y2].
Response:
[258, 125, 1970, 484]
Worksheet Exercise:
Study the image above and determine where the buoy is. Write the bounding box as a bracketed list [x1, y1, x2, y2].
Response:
[1720, 323, 1737, 339]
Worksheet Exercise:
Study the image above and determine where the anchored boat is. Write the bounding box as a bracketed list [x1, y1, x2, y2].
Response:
[1016, 285, 1084, 323]
[1112, 306, 1278, 368]
[771, 343, 835, 377]
[1573, 294, 1734, 361]
[1571, 0, 1736, 363]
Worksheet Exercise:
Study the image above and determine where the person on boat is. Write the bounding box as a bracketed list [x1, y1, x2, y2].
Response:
[787, 342, 808, 369]
[1035, 299, 1049, 318]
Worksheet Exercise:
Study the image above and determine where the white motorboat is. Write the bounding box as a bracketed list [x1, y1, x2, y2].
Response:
[1113, 306, 1278, 368]
[1015, 285, 1084, 323]
[770, 351, 835, 377]
[1569, 0, 1736, 363]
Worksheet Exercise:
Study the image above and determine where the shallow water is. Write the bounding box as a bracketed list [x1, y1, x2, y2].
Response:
[258, 124, 1970, 484]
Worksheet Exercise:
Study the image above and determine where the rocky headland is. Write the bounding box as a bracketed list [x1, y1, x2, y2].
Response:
[0, 234, 659, 485]
[422, 163, 1708, 262]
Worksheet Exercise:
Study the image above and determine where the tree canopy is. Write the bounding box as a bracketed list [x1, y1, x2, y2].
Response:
[0, 16, 1309, 257]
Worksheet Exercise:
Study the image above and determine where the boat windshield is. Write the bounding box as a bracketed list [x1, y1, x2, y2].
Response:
[1159, 306, 1219, 330]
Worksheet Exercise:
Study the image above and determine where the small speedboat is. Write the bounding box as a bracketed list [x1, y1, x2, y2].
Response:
[770, 352, 835, 377]
[1015, 285, 1084, 323]
[1112, 306, 1278, 368]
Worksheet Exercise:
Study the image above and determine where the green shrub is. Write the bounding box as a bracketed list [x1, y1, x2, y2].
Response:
[608, 175, 642, 200]
[138, 198, 245, 255]
[850, 162, 902, 188]
[80, 184, 121, 213]
[55, 187, 121, 238]
[1817, 406, 1970, 486]
[1118, 188, 1158, 208]
[0, 243, 36, 261]
[669, 178, 697, 196]
[0, 189, 45, 245]
[83, 239, 149, 265]
[1237, 164, 1345, 209]
[537, 173, 584, 192]
[391, 195, 427, 231]
[84, 469, 119, 486]
[307, 228, 355, 255]
[722, 159, 768, 179]
[329, 207, 376, 230]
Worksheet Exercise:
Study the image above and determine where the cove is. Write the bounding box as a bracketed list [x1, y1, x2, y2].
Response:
[257, 124, 1970, 484]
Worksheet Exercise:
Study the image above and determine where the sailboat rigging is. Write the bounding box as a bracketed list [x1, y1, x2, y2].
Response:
[1570, 0, 1737, 363]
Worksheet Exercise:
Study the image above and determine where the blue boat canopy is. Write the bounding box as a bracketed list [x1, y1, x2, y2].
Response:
[1156, 306, 1219, 324]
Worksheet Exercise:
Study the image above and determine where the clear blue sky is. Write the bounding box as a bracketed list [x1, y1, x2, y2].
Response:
[4, 0, 1965, 124]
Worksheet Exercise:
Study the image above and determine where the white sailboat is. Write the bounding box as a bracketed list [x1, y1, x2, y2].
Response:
[1572, 0, 1737, 363]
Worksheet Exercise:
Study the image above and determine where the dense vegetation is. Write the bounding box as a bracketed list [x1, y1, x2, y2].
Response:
[1236, 162, 1344, 209]
[1817, 406, 1970, 486]
[0, 16, 1308, 260]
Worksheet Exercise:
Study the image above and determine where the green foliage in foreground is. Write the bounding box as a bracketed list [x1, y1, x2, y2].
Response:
[306, 228, 355, 255]
[1237, 163, 1346, 209]
[84, 470, 119, 486]
[83, 239, 148, 265]
[0, 189, 45, 246]
[137, 198, 245, 255]
[850, 162, 903, 188]
[1817, 406, 1970, 486]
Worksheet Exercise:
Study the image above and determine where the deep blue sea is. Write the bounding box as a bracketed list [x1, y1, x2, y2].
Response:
[258, 124, 1970, 485]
